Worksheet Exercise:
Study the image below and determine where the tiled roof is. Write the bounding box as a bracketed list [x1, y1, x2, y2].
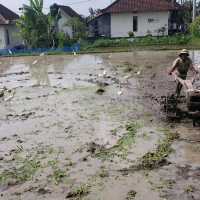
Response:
[0, 4, 19, 24]
[102, 0, 178, 13]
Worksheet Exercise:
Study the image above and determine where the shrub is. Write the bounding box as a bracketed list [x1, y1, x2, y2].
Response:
[57, 32, 74, 48]
[128, 31, 134, 37]
[190, 16, 200, 37]
[91, 39, 116, 48]
[86, 34, 190, 49]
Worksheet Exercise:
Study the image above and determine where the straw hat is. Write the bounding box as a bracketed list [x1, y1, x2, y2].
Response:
[179, 49, 189, 56]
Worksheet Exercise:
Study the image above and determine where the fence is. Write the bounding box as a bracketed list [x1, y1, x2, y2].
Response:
[0, 44, 80, 56]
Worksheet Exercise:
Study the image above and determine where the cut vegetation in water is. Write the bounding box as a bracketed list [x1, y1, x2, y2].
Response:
[137, 130, 180, 170]
[95, 122, 141, 160]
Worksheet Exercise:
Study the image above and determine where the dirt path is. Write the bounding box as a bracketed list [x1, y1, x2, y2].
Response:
[0, 51, 200, 200]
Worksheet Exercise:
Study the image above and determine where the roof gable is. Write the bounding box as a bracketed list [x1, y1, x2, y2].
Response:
[58, 5, 81, 18]
[0, 4, 19, 23]
[102, 0, 178, 13]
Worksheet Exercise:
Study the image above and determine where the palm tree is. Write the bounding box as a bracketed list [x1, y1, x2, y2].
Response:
[17, 0, 50, 48]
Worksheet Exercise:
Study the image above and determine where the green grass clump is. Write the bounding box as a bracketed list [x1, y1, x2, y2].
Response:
[126, 190, 137, 200]
[0, 157, 41, 185]
[96, 122, 141, 160]
[48, 160, 67, 185]
[66, 184, 90, 199]
[137, 131, 179, 170]
[51, 169, 66, 185]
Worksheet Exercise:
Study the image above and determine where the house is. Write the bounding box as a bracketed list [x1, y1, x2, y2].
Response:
[51, 4, 82, 38]
[88, 0, 182, 38]
[0, 4, 22, 49]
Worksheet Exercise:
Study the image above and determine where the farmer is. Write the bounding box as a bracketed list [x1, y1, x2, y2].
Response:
[168, 49, 198, 97]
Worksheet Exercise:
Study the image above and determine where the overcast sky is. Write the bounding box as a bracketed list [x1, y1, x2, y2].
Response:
[0, 0, 114, 16]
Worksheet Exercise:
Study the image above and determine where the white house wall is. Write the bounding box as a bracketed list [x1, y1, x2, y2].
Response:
[0, 24, 22, 49]
[111, 12, 169, 37]
[58, 10, 73, 38]
[7, 25, 22, 47]
[0, 26, 6, 49]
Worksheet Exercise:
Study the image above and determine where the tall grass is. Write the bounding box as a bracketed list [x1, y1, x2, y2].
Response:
[85, 35, 191, 49]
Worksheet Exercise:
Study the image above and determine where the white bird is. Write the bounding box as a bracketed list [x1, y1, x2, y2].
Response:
[8, 50, 12, 55]
[137, 71, 141, 75]
[98, 73, 103, 78]
[97, 60, 103, 65]
[123, 74, 132, 84]
[40, 52, 45, 57]
[32, 60, 38, 65]
[73, 51, 77, 56]
[117, 90, 123, 96]
[124, 74, 132, 80]
[103, 70, 107, 76]
[98, 70, 107, 78]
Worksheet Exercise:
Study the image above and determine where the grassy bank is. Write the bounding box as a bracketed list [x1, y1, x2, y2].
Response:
[1, 35, 200, 57]
[81, 35, 200, 53]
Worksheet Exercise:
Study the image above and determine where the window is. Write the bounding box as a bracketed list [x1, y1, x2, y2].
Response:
[148, 18, 159, 23]
[148, 18, 155, 23]
[133, 16, 138, 32]
[5, 29, 10, 46]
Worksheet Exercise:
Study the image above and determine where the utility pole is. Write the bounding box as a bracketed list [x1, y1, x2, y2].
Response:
[193, 0, 196, 21]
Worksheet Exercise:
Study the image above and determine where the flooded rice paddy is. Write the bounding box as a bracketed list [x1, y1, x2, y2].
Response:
[0, 51, 200, 200]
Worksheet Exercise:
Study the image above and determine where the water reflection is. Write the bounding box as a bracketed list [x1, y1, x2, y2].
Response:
[29, 55, 50, 86]
[0, 57, 14, 74]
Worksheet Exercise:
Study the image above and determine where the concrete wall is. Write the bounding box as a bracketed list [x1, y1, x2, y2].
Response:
[89, 14, 111, 37]
[111, 11, 169, 38]
[0, 24, 22, 49]
[7, 25, 22, 47]
[0, 26, 6, 49]
[58, 10, 73, 38]
[97, 14, 111, 37]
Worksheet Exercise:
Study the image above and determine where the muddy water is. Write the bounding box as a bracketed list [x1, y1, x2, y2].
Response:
[0, 51, 200, 200]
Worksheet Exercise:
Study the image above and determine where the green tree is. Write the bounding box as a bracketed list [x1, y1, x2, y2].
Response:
[66, 17, 87, 41]
[190, 15, 200, 37]
[17, 0, 50, 48]
[49, 3, 62, 48]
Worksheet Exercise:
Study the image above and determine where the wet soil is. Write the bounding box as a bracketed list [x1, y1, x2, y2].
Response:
[0, 51, 200, 200]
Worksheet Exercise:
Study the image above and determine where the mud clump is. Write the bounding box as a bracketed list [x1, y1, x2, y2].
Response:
[37, 188, 51, 195]
[126, 190, 137, 200]
[6, 112, 35, 121]
[87, 142, 105, 154]
[162, 95, 178, 113]
[0, 90, 4, 97]
[66, 184, 90, 199]
[96, 88, 105, 95]
[98, 169, 109, 178]
[0, 87, 14, 101]
[0, 87, 8, 97]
